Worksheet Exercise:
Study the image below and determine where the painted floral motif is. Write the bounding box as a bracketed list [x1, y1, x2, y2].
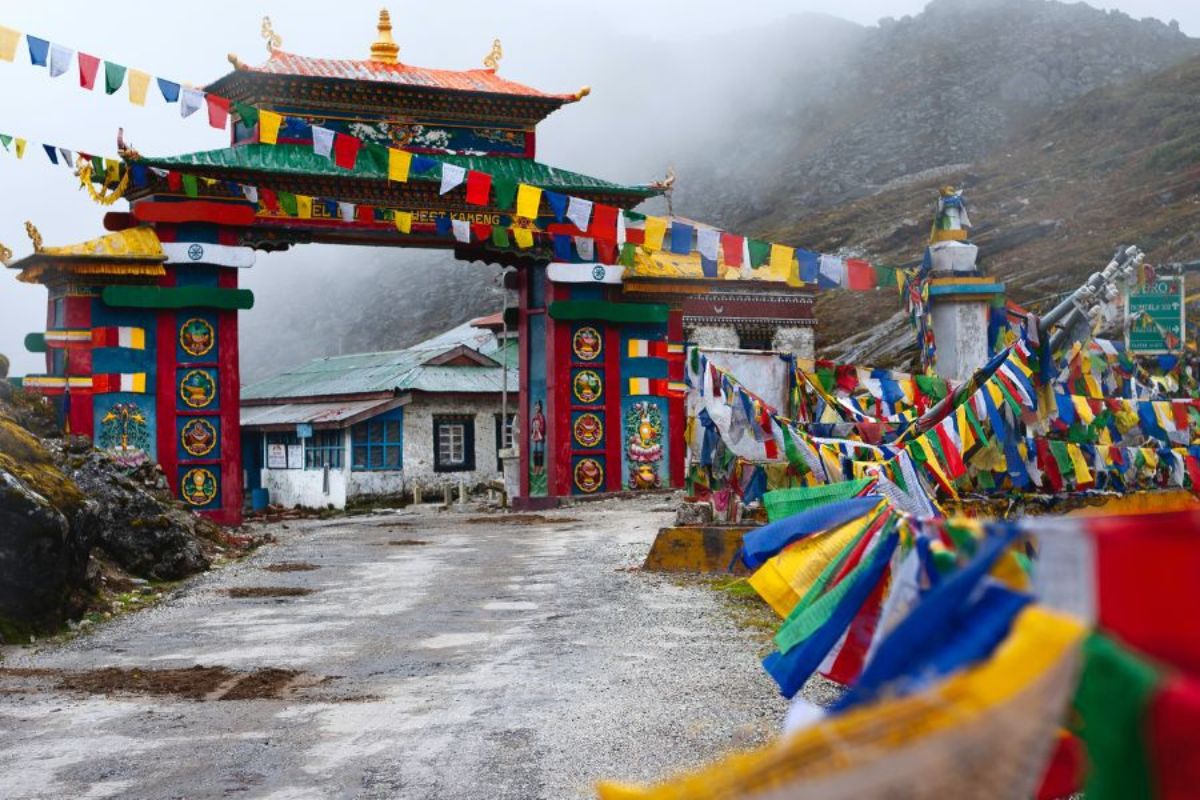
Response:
[181, 418, 217, 457]
[625, 401, 664, 490]
[180, 369, 216, 408]
[573, 326, 602, 361]
[181, 467, 217, 507]
[98, 402, 150, 466]
[574, 458, 604, 494]
[573, 413, 604, 448]
[573, 370, 602, 404]
[179, 318, 214, 358]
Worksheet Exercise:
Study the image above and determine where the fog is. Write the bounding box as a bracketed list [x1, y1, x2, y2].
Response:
[1, 0, 1197, 378]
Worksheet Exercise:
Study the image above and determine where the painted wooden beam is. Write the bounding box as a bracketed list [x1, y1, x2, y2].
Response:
[548, 300, 668, 324]
[132, 201, 256, 226]
[101, 286, 255, 311]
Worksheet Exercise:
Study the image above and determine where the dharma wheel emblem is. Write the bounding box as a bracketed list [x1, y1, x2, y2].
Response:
[591, 264, 605, 281]
[187, 243, 204, 261]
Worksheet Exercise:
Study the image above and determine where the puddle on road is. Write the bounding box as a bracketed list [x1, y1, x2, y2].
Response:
[386, 539, 429, 547]
[483, 601, 539, 611]
[0, 665, 306, 701]
[226, 587, 314, 598]
[419, 632, 491, 649]
[262, 562, 321, 573]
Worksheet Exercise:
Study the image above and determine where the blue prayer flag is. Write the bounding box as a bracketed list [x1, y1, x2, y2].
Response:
[27, 36, 49, 67]
[797, 248, 820, 284]
[545, 191, 567, 222]
[157, 78, 180, 103]
[42, 144, 58, 165]
[669, 221, 693, 255]
[553, 234, 572, 261]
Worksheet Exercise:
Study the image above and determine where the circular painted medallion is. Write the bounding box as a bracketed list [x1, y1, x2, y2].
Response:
[573, 370, 602, 404]
[573, 413, 604, 448]
[574, 458, 604, 494]
[572, 326, 602, 361]
[179, 317, 215, 358]
[181, 467, 218, 507]
[181, 418, 217, 457]
[179, 369, 217, 409]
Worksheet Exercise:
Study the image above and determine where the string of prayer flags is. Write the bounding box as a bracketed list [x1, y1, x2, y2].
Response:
[465, 170, 491, 205]
[0, 26, 20, 62]
[439, 162, 466, 194]
[515, 184, 542, 220]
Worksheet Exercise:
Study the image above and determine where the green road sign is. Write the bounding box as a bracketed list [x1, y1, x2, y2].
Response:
[1126, 276, 1185, 354]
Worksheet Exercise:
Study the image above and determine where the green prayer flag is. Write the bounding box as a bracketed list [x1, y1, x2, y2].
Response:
[782, 427, 810, 474]
[233, 102, 259, 127]
[619, 242, 637, 267]
[181, 174, 198, 198]
[0, 134, 10, 150]
[491, 226, 510, 248]
[492, 177, 517, 210]
[748, 239, 771, 268]
[278, 191, 297, 216]
[91, 155, 104, 174]
[104, 61, 126, 95]
[915, 374, 948, 402]
[1048, 440, 1074, 477]
[623, 210, 645, 224]
[874, 264, 899, 288]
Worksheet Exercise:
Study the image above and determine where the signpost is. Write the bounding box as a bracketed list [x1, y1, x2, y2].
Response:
[1126, 276, 1185, 354]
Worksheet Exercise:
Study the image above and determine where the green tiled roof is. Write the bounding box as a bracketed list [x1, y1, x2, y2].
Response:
[138, 144, 659, 197]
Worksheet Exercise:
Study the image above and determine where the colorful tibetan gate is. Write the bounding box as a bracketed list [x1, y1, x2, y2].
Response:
[7, 11, 815, 520]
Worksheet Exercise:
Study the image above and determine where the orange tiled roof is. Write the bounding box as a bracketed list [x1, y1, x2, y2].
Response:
[241, 50, 579, 102]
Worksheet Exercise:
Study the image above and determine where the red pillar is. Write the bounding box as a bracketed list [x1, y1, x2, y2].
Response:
[668, 308, 685, 488]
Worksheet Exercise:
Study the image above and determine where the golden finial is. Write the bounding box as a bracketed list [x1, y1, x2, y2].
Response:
[483, 38, 502, 71]
[227, 52, 246, 70]
[261, 16, 282, 54]
[574, 85, 592, 101]
[370, 8, 399, 64]
[24, 221, 42, 253]
[0, 242, 11, 266]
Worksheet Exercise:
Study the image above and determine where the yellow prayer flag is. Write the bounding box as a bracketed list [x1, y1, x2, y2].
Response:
[956, 404, 976, 453]
[388, 148, 412, 182]
[394, 210, 412, 234]
[1067, 443, 1093, 486]
[0, 26, 19, 62]
[127, 69, 150, 106]
[296, 195, 313, 219]
[1072, 396, 1095, 425]
[258, 110, 282, 145]
[643, 217, 667, 251]
[515, 184, 542, 220]
[769, 243, 794, 280]
[14, 138, 26, 159]
[513, 226, 534, 249]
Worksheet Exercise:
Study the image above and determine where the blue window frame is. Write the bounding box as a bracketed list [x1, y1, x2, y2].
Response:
[351, 409, 403, 471]
[304, 430, 344, 470]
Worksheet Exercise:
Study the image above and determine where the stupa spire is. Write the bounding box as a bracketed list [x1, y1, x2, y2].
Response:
[370, 8, 400, 64]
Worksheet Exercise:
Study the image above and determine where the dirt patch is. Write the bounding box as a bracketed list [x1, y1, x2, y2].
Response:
[261, 562, 320, 573]
[226, 587, 313, 598]
[219, 668, 302, 700]
[387, 539, 429, 546]
[465, 514, 580, 525]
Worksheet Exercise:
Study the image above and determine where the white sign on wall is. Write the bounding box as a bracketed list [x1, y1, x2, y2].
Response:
[267, 443, 287, 469]
[287, 445, 304, 470]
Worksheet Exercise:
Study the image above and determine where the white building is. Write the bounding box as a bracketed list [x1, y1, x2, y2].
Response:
[240, 317, 517, 509]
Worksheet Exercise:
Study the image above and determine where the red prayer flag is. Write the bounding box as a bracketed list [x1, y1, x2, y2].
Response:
[333, 133, 361, 170]
[1149, 674, 1200, 800]
[470, 222, 492, 242]
[259, 187, 278, 212]
[166, 171, 182, 192]
[205, 94, 231, 130]
[721, 233, 744, 267]
[596, 239, 617, 265]
[78, 52, 100, 90]
[589, 204, 618, 241]
[465, 171, 492, 206]
[845, 258, 878, 290]
[356, 205, 374, 223]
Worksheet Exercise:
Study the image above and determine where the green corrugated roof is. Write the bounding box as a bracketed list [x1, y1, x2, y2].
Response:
[138, 144, 659, 197]
[242, 322, 519, 401]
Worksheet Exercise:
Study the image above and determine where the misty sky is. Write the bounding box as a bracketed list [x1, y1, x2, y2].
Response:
[0, 0, 1197, 375]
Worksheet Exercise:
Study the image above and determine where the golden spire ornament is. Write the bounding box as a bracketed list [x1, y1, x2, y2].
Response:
[24, 221, 42, 253]
[0, 241, 11, 266]
[370, 9, 400, 64]
[483, 38, 503, 71]
[261, 16, 282, 54]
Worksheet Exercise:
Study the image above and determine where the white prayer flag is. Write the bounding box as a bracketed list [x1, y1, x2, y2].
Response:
[566, 196, 593, 231]
[241, 185, 258, 203]
[48, 44, 72, 78]
[697, 228, 720, 261]
[819, 253, 846, 286]
[180, 88, 205, 118]
[574, 237, 595, 260]
[337, 202, 355, 222]
[440, 163, 467, 195]
[57, 148, 73, 168]
[312, 126, 335, 159]
[451, 218, 471, 243]
[616, 211, 627, 246]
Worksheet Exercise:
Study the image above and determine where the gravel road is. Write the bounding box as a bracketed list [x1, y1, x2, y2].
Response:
[0, 498, 786, 799]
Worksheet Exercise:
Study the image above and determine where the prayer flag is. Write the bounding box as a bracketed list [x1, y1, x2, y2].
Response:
[181, 174, 198, 198]
[471, 223, 493, 243]
[575, 237, 594, 261]
[567, 196, 593, 231]
[206, 95, 231, 129]
[14, 138, 26, 159]
[670, 221, 694, 255]
[435, 215, 451, 235]
[277, 191, 297, 216]
[590, 204, 618, 241]
[440, 163, 467, 194]
[513, 226, 534, 249]
[156, 77, 179, 102]
[27, 36, 48, 67]
[553, 234, 572, 261]
[311, 126, 334, 158]
[798, 249, 820, 284]
[180, 87, 205, 118]
[644, 217, 667, 251]
[103, 61, 126, 95]
[721, 233, 744, 267]
[546, 191, 568, 221]
[769, 244, 794, 279]
[241, 185, 258, 204]
[127, 69, 150, 106]
[337, 202, 355, 222]
[233, 102, 258, 127]
[492, 226, 510, 248]
[748, 239, 771, 267]
[451, 218, 471, 243]
[58, 148, 72, 168]
[41, 144, 57, 165]
[295, 195, 313, 218]
[516, 184, 542, 219]
[0, 26, 19, 62]
[0, 134, 10, 151]
[387, 148, 411, 182]
[819, 253, 846, 288]
[76, 52, 100, 89]
[333, 133, 361, 169]
[465, 171, 494, 206]
[48, 43, 72, 77]
[356, 204, 374, 223]
[493, 177, 518, 210]
[697, 228, 720, 262]
[846, 258, 878, 290]
[394, 211, 413, 234]
[258, 110, 282, 145]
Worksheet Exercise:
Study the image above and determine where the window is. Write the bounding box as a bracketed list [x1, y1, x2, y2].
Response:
[434, 416, 475, 472]
[495, 413, 516, 468]
[304, 430, 344, 470]
[351, 410, 403, 471]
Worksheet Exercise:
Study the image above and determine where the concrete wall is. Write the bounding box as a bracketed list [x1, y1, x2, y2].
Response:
[695, 348, 791, 412]
[402, 394, 505, 492]
[346, 469, 405, 499]
[260, 465, 347, 509]
[930, 300, 990, 382]
[772, 327, 815, 361]
[687, 324, 740, 349]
